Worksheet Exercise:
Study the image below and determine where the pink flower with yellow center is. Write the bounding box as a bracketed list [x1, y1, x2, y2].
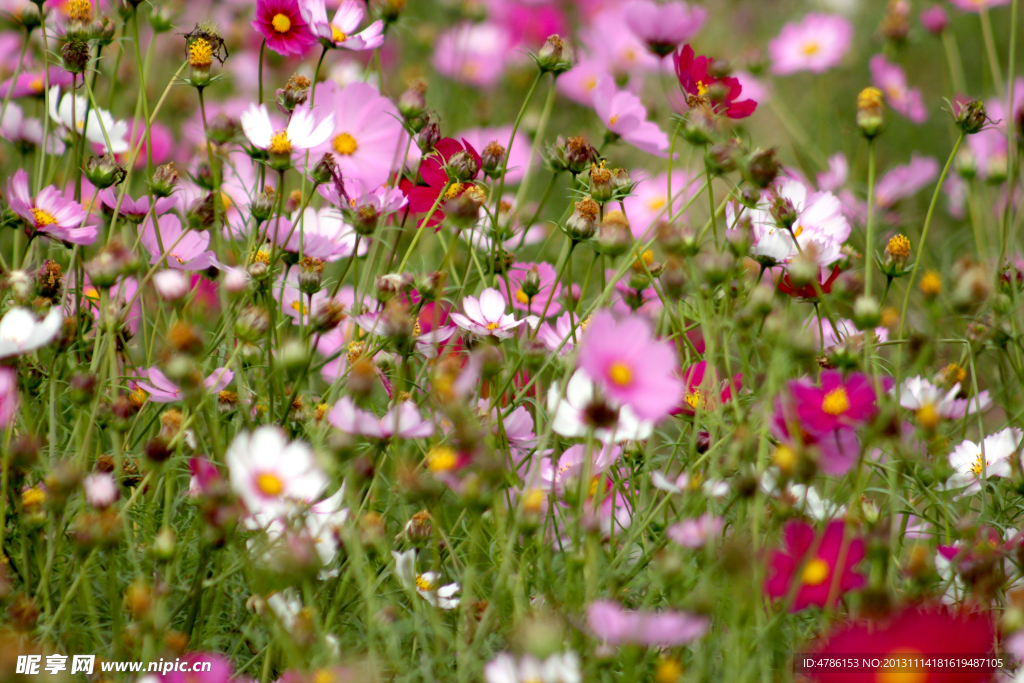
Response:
[451, 288, 538, 340]
[7, 169, 95, 245]
[226, 426, 327, 517]
[768, 13, 852, 75]
[764, 519, 865, 612]
[300, 0, 384, 51]
[252, 0, 317, 57]
[578, 310, 683, 422]
[240, 102, 334, 158]
[789, 370, 877, 434]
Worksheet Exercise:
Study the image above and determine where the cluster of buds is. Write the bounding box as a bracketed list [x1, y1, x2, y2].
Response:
[586, 162, 632, 203]
[547, 135, 601, 175]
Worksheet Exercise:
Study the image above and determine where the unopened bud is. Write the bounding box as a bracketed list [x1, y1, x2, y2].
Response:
[856, 87, 884, 139]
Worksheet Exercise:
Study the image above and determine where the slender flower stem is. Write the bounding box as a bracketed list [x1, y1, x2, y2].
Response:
[978, 7, 1006, 98]
[864, 140, 877, 298]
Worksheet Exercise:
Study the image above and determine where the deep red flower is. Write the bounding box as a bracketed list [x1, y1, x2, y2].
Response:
[404, 138, 482, 231]
[777, 263, 842, 299]
[805, 605, 996, 683]
[672, 44, 757, 119]
[764, 519, 866, 611]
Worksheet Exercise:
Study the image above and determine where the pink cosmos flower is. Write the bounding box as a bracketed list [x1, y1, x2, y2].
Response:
[0, 68, 73, 100]
[816, 153, 848, 192]
[920, 5, 949, 33]
[1, 103, 63, 154]
[674, 360, 741, 416]
[537, 313, 575, 355]
[789, 370, 877, 434]
[485, 0, 567, 47]
[765, 520, 866, 612]
[586, 600, 710, 647]
[451, 288, 538, 340]
[289, 206, 366, 261]
[253, 0, 317, 57]
[592, 74, 669, 156]
[533, 443, 622, 496]
[7, 169, 94, 245]
[948, 0, 1009, 12]
[772, 401, 862, 476]
[327, 397, 434, 439]
[578, 310, 683, 421]
[432, 22, 513, 88]
[812, 317, 888, 351]
[0, 367, 18, 428]
[134, 367, 234, 404]
[456, 125, 533, 185]
[241, 102, 334, 158]
[300, 0, 384, 51]
[874, 154, 939, 208]
[768, 14, 852, 75]
[623, 0, 706, 56]
[98, 188, 175, 224]
[622, 169, 700, 237]
[83, 473, 118, 509]
[557, 58, 613, 107]
[505, 262, 562, 316]
[309, 81, 408, 189]
[667, 514, 724, 548]
[869, 54, 927, 123]
[139, 214, 219, 271]
[673, 45, 757, 119]
[580, 7, 660, 77]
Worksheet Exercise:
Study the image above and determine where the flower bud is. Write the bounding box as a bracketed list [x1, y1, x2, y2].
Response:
[744, 148, 781, 189]
[481, 141, 506, 179]
[418, 118, 441, 153]
[920, 5, 948, 34]
[91, 16, 116, 44]
[18, 4, 41, 31]
[595, 210, 632, 256]
[589, 163, 614, 202]
[442, 184, 486, 226]
[153, 269, 189, 301]
[352, 202, 380, 236]
[235, 305, 270, 342]
[563, 196, 600, 241]
[705, 139, 742, 176]
[447, 150, 479, 182]
[878, 0, 910, 44]
[657, 221, 698, 256]
[85, 239, 134, 288]
[251, 187, 276, 223]
[955, 99, 988, 135]
[298, 257, 324, 295]
[769, 194, 798, 230]
[61, 38, 90, 74]
[186, 192, 217, 230]
[223, 266, 250, 294]
[372, 0, 405, 24]
[150, 163, 179, 198]
[276, 74, 310, 114]
[857, 87, 885, 139]
[536, 34, 574, 74]
[881, 233, 911, 274]
[398, 80, 428, 121]
[852, 295, 881, 330]
[149, 6, 174, 34]
[84, 154, 127, 189]
[548, 135, 600, 175]
[279, 338, 310, 375]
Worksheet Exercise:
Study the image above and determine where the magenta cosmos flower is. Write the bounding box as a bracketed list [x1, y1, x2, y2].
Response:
[139, 214, 219, 271]
[765, 520, 866, 612]
[505, 262, 562, 316]
[134, 367, 234, 404]
[578, 310, 683, 422]
[253, 0, 317, 57]
[874, 154, 938, 208]
[673, 45, 757, 119]
[587, 600, 709, 647]
[7, 169, 94, 245]
[451, 287, 537, 340]
[592, 74, 669, 156]
[310, 81, 406, 189]
[327, 397, 433, 439]
[949, 0, 1010, 12]
[0, 366, 18, 428]
[623, 0, 706, 56]
[768, 14, 852, 75]
[789, 370, 877, 434]
[869, 54, 927, 123]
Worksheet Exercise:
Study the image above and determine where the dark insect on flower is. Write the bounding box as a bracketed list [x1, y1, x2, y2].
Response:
[182, 23, 229, 65]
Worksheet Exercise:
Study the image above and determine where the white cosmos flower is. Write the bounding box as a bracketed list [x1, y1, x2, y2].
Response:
[451, 287, 538, 340]
[947, 427, 1023, 493]
[548, 369, 652, 443]
[894, 376, 991, 420]
[226, 426, 328, 517]
[485, 652, 582, 683]
[0, 306, 63, 358]
[241, 102, 334, 154]
[391, 549, 461, 610]
[48, 87, 129, 153]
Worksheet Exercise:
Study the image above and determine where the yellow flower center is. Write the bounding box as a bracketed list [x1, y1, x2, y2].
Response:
[821, 387, 850, 416]
[84, 286, 100, 301]
[414, 574, 434, 591]
[67, 0, 91, 21]
[646, 196, 666, 211]
[291, 300, 309, 315]
[916, 403, 939, 430]
[919, 270, 941, 296]
[684, 389, 701, 409]
[801, 41, 820, 56]
[608, 114, 619, 125]
[655, 659, 683, 683]
[331, 25, 348, 43]
[21, 487, 46, 508]
[608, 361, 633, 387]
[522, 488, 544, 513]
[32, 208, 57, 227]
[970, 453, 990, 477]
[887, 234, 911, 259]
[333, 132, 358, 155]
[485, 322, 500, 331]
[189, 39, 213, 68]
[801, 557, 830, 586]
[312, 670, 335, 683]
[29, 77, 43, 93]
[583, 76, 597, 91]
[696, 80, 710, 97]
[256, 472, 283, 496]
[515, 289, 530, 305]
[271, 13, 291, 33]
[444, 183, 465, 200]
[269, 130, 292, 155]
[427, 446, 457, 473]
